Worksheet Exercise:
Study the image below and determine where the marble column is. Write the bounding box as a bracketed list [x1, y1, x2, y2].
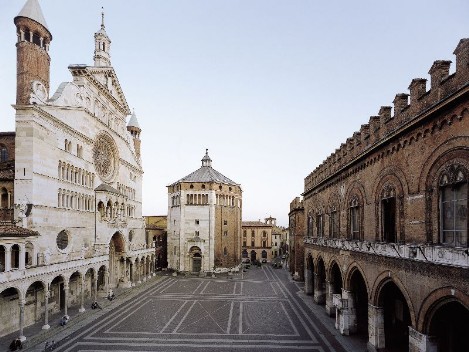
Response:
[93, 276, 98, 301]
[313, 273, 326, 305]
[79, 277, 85, 313]
[325, 281, 335, 316]
[63, 283, 69, 317]
[5, 246, 11, 271]
[19, 299, 26, 341]
[42, 290, 50, 330]
[408, 327, 438, 352]
[367, 304, 385, 351]
[304, 268, 313, 295]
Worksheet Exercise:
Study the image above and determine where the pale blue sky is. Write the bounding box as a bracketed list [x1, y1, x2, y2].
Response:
[1, 0, 467, 226]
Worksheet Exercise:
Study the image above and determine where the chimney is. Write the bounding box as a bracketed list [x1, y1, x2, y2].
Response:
[408, 78, 427, 104]
[428, 60, 451, 91]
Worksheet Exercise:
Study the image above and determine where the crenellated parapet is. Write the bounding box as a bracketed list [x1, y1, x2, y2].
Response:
[290, 196, 304, 212]
[304, 38, 469, 193]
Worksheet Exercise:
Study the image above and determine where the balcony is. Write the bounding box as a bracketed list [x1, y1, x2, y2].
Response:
[304, 237, 468, 268]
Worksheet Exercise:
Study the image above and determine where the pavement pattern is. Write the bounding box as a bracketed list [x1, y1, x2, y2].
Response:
[11, 265, 367, 352]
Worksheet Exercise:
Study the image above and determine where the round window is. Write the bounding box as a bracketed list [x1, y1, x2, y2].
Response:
[57, 230, 69, 250]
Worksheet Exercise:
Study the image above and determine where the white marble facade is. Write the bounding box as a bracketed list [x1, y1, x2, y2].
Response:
[0, 0, 153, 339]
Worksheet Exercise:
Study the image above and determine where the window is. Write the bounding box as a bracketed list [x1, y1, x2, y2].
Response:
[224, 220, 227, 225]
[439, 166, 468, 247]
[316, 214, 324, 237]
[57, 230, 69, 250]
[243, 240, 247, 247]
[0, 145, 8, 162]
[262, 231, 267, 237]
[262, 240, 267, 248]
[350, 196, 361, 240]
[243, 230, 247, 237]
[224, 231, 228, 236]
[223, 247, 227, 256]
[195, 231, 200, 237]
[307, 214, 313, 237]
[195, 219, 199, 225]
[330, 208, 339, 238]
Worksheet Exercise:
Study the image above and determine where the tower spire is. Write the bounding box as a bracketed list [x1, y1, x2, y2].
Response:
[93, 7, 111, 67]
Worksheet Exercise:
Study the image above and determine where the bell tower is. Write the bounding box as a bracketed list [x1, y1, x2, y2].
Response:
[14, 0, 52, 106]
[94, 9, 112, 67]
[127, 110, 142, 159]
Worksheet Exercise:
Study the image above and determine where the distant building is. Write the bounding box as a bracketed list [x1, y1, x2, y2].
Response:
[288, 197, 304, 281]
[302, 39, 469, 351]
[167, 150, 242, 273]
[144, 216, 168, 269]
[241, 220, 272, 262]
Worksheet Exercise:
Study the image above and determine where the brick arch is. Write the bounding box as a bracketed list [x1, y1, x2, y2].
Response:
[418, 136, 469, 193]
[371, 270, 417, 327]
[342, 180, 368, 209]
[420, 144, 469, 243]
[417, 286, 469, 333]
[343, 262, 370, 296]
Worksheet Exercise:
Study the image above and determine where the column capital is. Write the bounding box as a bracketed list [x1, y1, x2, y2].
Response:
[18, 299, 26, 307]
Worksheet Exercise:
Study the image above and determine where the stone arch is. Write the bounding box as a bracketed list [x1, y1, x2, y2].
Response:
[0, 286, 22, 337]
[371, 271, 416, 327]
[24, 280, 47, 327]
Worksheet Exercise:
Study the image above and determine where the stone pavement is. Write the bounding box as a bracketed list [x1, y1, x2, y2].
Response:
[0, 274, 167, 352]
[2, 267, 368, 351]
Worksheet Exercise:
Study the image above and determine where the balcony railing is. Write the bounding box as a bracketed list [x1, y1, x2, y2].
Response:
[304, 236, 468, 268]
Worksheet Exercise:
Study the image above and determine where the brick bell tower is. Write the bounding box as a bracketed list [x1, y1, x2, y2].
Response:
[14, 0, 52, 105]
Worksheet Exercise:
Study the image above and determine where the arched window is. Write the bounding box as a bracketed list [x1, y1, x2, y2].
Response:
[349, 195, 361, 240]
[307, 214, 313, 237]
[316, 212, 324, 237]
[329, 206, 339, 238]
[439, 165, 468, 247]
[1, 188, 8, 208]
[223, 247, 227, 256]
[0, 145, 8, 162]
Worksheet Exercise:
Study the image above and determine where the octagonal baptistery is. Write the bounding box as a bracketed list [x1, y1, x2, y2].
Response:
[167, 150, 242, 274]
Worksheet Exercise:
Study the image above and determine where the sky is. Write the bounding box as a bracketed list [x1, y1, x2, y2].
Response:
[0, 0, 468, 227]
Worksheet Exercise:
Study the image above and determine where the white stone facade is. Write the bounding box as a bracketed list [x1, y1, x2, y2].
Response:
[0, 1, 154, 340]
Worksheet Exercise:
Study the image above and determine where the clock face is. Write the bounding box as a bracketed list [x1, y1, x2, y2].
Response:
[93, 132, 119, 183]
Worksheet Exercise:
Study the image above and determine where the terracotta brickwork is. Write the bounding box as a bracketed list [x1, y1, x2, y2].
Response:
[14, 17, 51, 105]
[302, 39, 469, 352]
[0, 132, 15, 222]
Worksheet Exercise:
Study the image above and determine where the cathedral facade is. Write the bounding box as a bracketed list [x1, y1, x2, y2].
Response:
[0, 0, 154, 339]
[167, 150, 242, 273]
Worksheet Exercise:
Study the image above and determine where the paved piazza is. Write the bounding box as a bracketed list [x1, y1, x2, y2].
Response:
[44, 267, 361, 352]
